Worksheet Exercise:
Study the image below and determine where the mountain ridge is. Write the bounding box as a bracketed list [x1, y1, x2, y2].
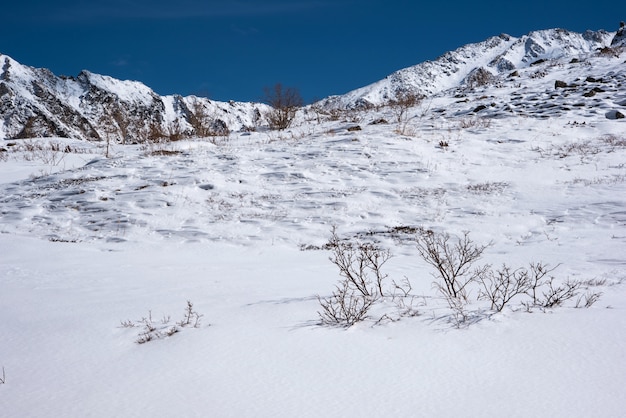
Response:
[320, 27, 617, 109]
[1, 24, 624, 141]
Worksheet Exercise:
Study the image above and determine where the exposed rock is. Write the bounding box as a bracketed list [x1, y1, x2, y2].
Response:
[473, 104, 488, 113]
[464, 67, 495, 89]
[605, 110, 625, 119]
[555, 80, 568, 88]
[611, 21, 626, 47]
[489, 56, 516, 72]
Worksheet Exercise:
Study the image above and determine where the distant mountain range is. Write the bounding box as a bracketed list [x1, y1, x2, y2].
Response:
[1, 23, 624, 141]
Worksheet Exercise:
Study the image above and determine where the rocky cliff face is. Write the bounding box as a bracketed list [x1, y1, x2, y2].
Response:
[0, 55, 267, 142]
[321, 26, 622, 109]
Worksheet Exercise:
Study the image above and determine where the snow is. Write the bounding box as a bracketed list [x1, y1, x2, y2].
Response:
[1, 46, 626, 417]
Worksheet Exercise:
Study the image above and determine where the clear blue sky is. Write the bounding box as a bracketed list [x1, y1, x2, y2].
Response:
[1, 0, 620, 103]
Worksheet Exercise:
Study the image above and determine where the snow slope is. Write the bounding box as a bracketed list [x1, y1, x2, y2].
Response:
[1, 31, 625, 418]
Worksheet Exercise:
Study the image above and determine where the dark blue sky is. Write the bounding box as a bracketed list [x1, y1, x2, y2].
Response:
[1, 1, 620, 103]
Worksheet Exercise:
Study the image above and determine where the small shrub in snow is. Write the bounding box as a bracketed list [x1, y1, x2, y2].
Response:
[476, 263, 555, 312]
[0, 367, 5, 385]
[317, 228, 392, 327]
[319, 228, 602, 329]
[415, 230, 597, 324]
[415, 229, 490, 302]
[178, 300, 204, 328]
[121, 301, 205, 344]
[459, 117, 492, 129]
[575, 291, 603, 308]
[317, 280, 376, 327]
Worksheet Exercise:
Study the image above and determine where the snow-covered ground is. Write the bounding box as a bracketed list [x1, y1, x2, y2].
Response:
[1, 52, 625, 417]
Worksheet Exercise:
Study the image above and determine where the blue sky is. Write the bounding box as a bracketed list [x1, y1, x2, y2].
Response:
[1, 0, 620, 102]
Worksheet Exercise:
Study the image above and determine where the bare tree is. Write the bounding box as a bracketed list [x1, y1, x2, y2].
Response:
[389, 90, 422, 124]
[263, 83, 303, 130]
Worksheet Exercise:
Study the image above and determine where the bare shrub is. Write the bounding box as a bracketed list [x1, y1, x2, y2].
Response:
[147, 119, 166, 141]
[263, 83, 303, 130]
[389, 90, 423, 126]
[524, 262, 556, 305]
[576, 291, 603, 308]
[415, 230, 490, 302]
[600, 134, 626, 149]
[317, 228, 392, 327]
[466, 182, 508, 194]
[0, 366, 5, 385]
[317, 280, 376, 327]
[477, 264, 532, 312]
[168, 120, 184, 141]
[178, 300, 203, 328]
[391, 277, 422, 317]
[444, 293, 471, 328]
[189, 101, 230, 138]
[541, 278, 582, 308]
[459, 117, 492, 129]
[122, 301, 204, 344]
[533, 140, 601, 161]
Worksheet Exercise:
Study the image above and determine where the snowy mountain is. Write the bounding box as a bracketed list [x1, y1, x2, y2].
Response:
[320, 27, 619, 109]
[1, 25, 624, 141]
[1, 23, 626, 418]
[0, 54, 267, 141]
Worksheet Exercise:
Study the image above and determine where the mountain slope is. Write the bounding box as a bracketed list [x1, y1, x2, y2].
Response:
[321, 27, 617, 109]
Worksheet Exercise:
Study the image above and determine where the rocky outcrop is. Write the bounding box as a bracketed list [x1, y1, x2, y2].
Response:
[611, 21, 626, 47]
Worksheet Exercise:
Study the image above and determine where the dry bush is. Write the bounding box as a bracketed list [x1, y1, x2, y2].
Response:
[600, 134, 626, 148]
[466, 182, 508, 194]
[317, 228, 392, 327]
[533, 140, 601, 161]
[415, 230, 490, 302]
[477, 264, 534, 312]
[317, 280, 376, 327]
[575, 291, 603, 308]
[540, 278, 582, 308]
[121, 301, 204, 344]
[168, 120, 184, 141]
[459, 117, 492, 129]
[327, 229, 391, 298]
[389, 90, 423, 124]
[263, 83, 303, 130]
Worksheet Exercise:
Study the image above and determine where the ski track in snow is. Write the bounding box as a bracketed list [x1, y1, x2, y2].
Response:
[1, 52, 626, 417]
